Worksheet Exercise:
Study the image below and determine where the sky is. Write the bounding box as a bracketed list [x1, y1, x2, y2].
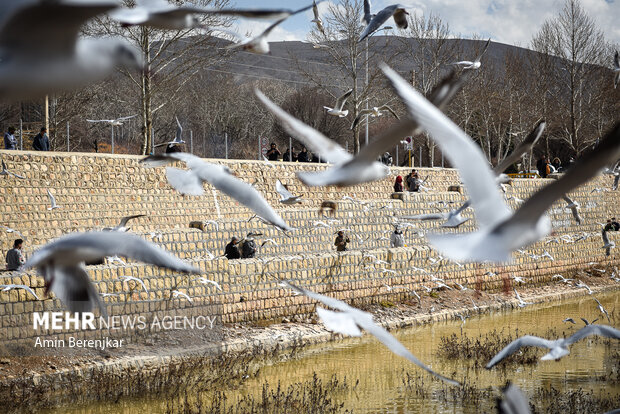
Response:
[228, 0, 619, 48]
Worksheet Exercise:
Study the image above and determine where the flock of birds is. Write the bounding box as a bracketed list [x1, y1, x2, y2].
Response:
[1, 0, 620, 412]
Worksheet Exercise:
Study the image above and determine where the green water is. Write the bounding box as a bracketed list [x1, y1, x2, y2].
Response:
[47, 291, 620, 413]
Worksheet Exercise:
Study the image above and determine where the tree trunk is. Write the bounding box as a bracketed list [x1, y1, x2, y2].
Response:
[140, 28, 152, 155]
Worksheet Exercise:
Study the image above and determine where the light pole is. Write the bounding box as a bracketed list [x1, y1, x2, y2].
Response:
[364, 26, 391, 147]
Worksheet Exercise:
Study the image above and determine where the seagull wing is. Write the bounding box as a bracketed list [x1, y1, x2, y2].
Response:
[494, 121, 545, 174]
[474, 38, 491, 63]
[358, 5, 397, 42]
[614, 51, 619, 69]
[25, 231, 200, 274]
[401, 213, 446, 220]
[381, 64, 511, 228]
[118, 214, 146, 228]
[255, 89, 352, 164]
[392, 7, 408, 29]
[613, 174, 619, 191]
[486, 335, 557, 368]
[316, 307, 362, 336]
[259, 16, 289, 38]
[378, 105, 399, 119]
[276, 180, 294, 199]
[312, 1, 320, 20]
[0, 1, 117, 58]
[49, 265, 107, 317]
[508, 123, 620, 229]
[602, 230, 611, 246]
[498, 383, 532, 414]
[47, 189, 57, 208]
[363, 0, 372, 25]
[334, 89, 353, 111]
[116, 114, 138, 122]
[175, 116, 183, 142]
[565, 324, 620, 345]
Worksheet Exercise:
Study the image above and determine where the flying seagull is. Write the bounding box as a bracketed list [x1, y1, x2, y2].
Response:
[613, 51, 619, 89]
[193, 277, 222, 291]
[276, 180, 302, 204]
[324, 89, 353, 117]
[0, 225, 25, 239]
[0, 160, 25, 179]
[0, 1, 143, 101]
[362, 0, 373, 25]
[311, 0, 324, 33]
[280, 281, 460, 385]
[0, 284, 39, 300]
[24, 232, 200, 316]
[47, 189, 60, 210]
[602, 229, 615, 256]
[358, 4, 408, 42]
[86, 114, 137, 126]
[452, 38, 491, 70]
[562, 195, 582, 225]
[102, 214, 146, 232]
[486, 324, 620, 368]
[381, 63, 620, 263]
[140, 152, 291, 231]
[255, 70, 464, 187]
[497, 383, 532, 414]
[154, 116, 185, 149]
[121, 275, 149, 293]
[172, 289, 193, 302]
[350, 105, 399, 130]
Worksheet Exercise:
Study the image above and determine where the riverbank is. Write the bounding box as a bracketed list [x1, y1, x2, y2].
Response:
[2, 273, 618, 412]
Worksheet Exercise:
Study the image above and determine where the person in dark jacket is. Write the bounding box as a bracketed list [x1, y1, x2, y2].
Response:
[406, 170, 420, 192]
[241, 237, 257, 258]
[32, 127, 50, 151]
[536, 155, 549, 178]
[334, 231, 350, 252]
[224, 237, 241, 259]
[297, 147, 309, 162]
[394, 175, 404, 192]
[4, 127, 17, 150]
[5, 239, 25, 270]
[265, 142, 281, 161]
[551, 157, 562, 173]
[282, 147, 296, 162]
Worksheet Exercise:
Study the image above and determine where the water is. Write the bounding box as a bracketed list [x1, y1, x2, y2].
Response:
[47, 291, 619, 413]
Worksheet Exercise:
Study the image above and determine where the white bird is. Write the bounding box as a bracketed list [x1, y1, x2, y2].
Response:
[575, 281, 593, 295]
[382, 64, 620, 263]
[358, 4, 408, 42]
[380, 268, 398, 275]
[311, 220, 332, 228]
[511, 275, 525, 284]
[562, 195, 582, 225]
[192, 277, 222, 291]
[455, 282, 468, 291]
[262, 155, 276, 168]
[563, 317, 577, 324]
[540, 250, 554, 261]
[172, 289, 193, 303]
[86, 114, 137, 127]
[205, 220, 219, 231]
[280, 281, 460, 385]
[121, 275, 148, 293]
[261, 238, 279, 247]
[148, 231, 163, 241]
[0, 284, 39, 300]
[100, 292, 119, 298]
[602, 230, 615, 256]
[107, 255, 126, 265]
[324, 89, 353, 117]
[593, 297, 611, 322]
[0, 160, 25, 179]
[102, 214, 145, 232]
[276, 180, 302, 204]
[154, 116, 185, 149]
[590, 187, 608, 194]
[514, 288, 531, 308]
[47, 189, 60, 210]
[486, 324, 620, 368]
[311, 0, 324, 33]
[24, 232, 200, 316]
[0, 1, 143, 101]
[552, 274, 573, 284]
[140, 152, 290, 231]
[452, 38, 491, 70]
[0, 225, 25, 238]
[613, 50, 620, 89]
[350, 105, 399, 130]
[401, 209, 469, 229]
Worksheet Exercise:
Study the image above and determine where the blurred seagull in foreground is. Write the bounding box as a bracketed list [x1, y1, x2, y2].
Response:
[0, 0, 143, 101]
[350, 105, 399, 130]
[324, 89, 353, 117]
[47, 189, 60, 210]
[602, 229, 615, 256]
[486, 324, 620, 368]
[0, 284, 39, 300]
[280, 281, 460, 385]
[102, 214, 145, 232]
[276, 180, 302, 204]
[1, 160, 25, 179]
[358, 4, 408, 42]
[381, 63, 620, 263]
[452, 38, 491, 70]
[562, 195, 582, 225]
[497, 383, 532, 414]
[24, 232, 200, 316]
[140, 152, 291, 231]
[613, 50, 620, 89]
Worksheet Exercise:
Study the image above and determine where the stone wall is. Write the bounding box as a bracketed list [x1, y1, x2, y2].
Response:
[0, 150, 618, 344]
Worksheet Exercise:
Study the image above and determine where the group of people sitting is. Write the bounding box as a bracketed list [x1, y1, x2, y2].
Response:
[536, 155, 568, 178]
[604, 218, 620, 233]
[266, 142, 324, 163]
[224, 236, 258, 259]
[394, 169, 421, 193]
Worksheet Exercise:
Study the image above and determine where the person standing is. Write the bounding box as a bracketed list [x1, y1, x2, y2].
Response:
[224, 237, 241, 259]
[390, 226, 405, 248]
[282, 147, 296, 162]
[6, 239, 25, 271]
[334, 230, 350, 252]
[536, 155, 549, 178]
[4, 127, 17, 150]
[297, 147, 309, 163]
[32, 127, 50, 151]
[265, 142, 281, 161]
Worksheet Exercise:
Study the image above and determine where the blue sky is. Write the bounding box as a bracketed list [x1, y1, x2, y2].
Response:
[229, 0, 619, 47]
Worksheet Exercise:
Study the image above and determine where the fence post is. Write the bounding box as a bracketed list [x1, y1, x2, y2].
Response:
[419, 147, 422, 168]
[258, 136, 261, 160]
[66, 122, 70, 152]
[395, 144, 398, 167]
[111, 125, 114, 154]
[189, 130, 193, 154]
[225, 132, 228, 159]
[19, 119, 23, 150]
[289, 137, 292, 162]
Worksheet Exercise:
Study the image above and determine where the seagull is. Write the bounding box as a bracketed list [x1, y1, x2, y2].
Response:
[575, 281, 593, 295]
[580, 317, 599, 326]
[323, 89, 353, 117]
[452, 38, 491, 70]
[311, 0, 324, 33]
[102, 214, 146, 232]
[497, 383, 532, 414]
[255, 70, 463, 187]
[24, 232, 200, 316]
[172, 290, 193, 303]
[562, 195, 582, 224]
[563, 318, 576, 324]
[540, 250, 554, 261]
[552, 274, 573, 284]
[350, 105, 399, 130]
[192, 277, 222, 291]
[47, 189, 60, 210]
[0, 160, 24, 179]
[154, 116, 185, 149]
[486, 324, 620, 368]
[401, 209, 469, 229]
[613, 50, 620, 89]
[121, 275, 149, 293]
[261, 238, 279, 247]
[86, 114, 137, 127]
[593, 297, 611, 322]
[205, 220, 219, 231]
[455, 282, 468, 291]
[101, 293, 120, 298]
[358, 4, 408, 42]
[276, 180, 302, 204]
[511, 275, 525, 284]
[381, 63, 620, 263]
[262, 155, 276, 168]
[602, 230, 615, 256]
[0, 1, 143, 101]
[514, 288, 531, 308]
[140, 152, 290, 231]
[280, 281, 460, 385]
[107, 255, 126, 265]
[0, 284, 39, 300]
[0, 225, 25, 238]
